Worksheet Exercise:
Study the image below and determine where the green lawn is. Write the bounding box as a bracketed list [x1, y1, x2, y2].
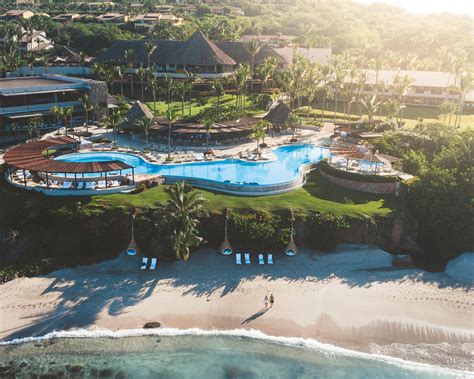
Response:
[90, 171, 400, 218]
[145, 94, 263, 119]
[299, 103, 474, 129]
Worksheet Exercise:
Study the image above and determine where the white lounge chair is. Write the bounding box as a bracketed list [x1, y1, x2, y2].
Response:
[245, 253, 251, 265]
[267, 253, 273, 265]
[258, 254, 264, 265]
[150, 258, 157, 270]
[236, 253, 242, 265]
[141, 257, 148, 270]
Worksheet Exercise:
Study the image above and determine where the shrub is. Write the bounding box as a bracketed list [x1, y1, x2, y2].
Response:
[229, 210, 290, 249]
[304, 212, 350, 250]
[131, 183, 146, 194]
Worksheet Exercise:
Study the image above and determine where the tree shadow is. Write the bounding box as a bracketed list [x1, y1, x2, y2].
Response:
[2, 245, 471, 342]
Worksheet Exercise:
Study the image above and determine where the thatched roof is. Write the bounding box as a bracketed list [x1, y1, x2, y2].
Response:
[96, 32, 290, 67]
[121, 101, 154, 129]
[167, 31, 236, 66]
[264, 102, 292, 125]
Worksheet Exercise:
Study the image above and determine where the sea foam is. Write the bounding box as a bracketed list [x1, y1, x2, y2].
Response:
[1, 327, 471, 378]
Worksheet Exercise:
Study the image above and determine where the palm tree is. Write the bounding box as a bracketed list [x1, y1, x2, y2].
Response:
[80, 94, 93, 132]
[203, 117, 214, 153]
[79, 51, 87, 76]
[114, 66, 124, 96]
[175, 81, 190, 117]
[162, 75, 175, 110]
[256, 119, 271, 145]
[163, 181, 206, 261]
[360, 94, 380, 123]
[102, 108, 126, 145]
[41, 55, 49, 74]
[135, 116, 153, 145]
[165, 108, 178, 160]
[258, 57, 277, 95]
[252, 122, 265, 151]
[27, 116, 42, 139]
[449, 70, 473, 128]
[124, 48, 135, 96]
[149, 70, 158, 114]
[234, 64, 250, 112]
[62, 107, 74, 136]
[211, 79, 224, 116]
[392, 74, 413, 128]
[286, 112, 302, 142]
[247, 40, 260, 91]
[137, 65, 146, 102]
[144, 41, 155, 73]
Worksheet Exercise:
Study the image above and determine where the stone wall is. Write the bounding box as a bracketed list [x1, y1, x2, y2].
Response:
[88, 80, 108, 120]
[320, 169, 399, 194]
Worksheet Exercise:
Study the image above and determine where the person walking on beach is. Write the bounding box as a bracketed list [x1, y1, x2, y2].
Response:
[264, 295, 269, 308]
[269, 294, 274, 307]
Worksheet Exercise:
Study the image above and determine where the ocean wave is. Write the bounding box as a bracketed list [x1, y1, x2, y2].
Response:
[1, 327, 471, 377]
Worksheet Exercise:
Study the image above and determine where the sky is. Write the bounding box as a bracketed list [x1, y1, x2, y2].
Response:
[354, 0, 473, 17]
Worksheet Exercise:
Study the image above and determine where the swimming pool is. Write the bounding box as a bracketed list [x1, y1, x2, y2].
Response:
[56, 144, 330, 194]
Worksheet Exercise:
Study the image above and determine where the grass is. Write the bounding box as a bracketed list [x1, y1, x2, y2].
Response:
[90, 171, 401, 218]
[299, 102, 474, 129]
[145, 94, 263, 119]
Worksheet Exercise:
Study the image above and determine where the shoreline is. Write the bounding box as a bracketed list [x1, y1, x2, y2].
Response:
[1, 245, 472, 371]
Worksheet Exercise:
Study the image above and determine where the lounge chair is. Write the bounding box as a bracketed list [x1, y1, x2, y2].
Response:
[150, 258, 157, 270]
[267, 253, 273, 265]
[245, 253, 251, 265]
[258, 254, 264, 265]
[236, 253, 242, 265]
[141, 257, 148, 270]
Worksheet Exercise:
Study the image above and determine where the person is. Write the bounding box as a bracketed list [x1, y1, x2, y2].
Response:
[269, 294, 274, 307]
[264, 295, 269, 308]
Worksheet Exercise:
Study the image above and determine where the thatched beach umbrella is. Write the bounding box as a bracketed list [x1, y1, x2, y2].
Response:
[220, 209, 233, 255]
[285, 209, 297, 256]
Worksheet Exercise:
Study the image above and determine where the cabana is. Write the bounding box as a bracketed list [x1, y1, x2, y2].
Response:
[4, 136, 136, 192]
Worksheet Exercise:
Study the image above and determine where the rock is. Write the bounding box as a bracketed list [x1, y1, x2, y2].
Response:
[143, 321, 161, 329]
[71, 365, 83, 374]
[19, 361, 28, 368]
[90, 368, 99, 375]
[115, 370, 126, 379]
[99, 368, 114, 377]
[393, 254, 414, 267]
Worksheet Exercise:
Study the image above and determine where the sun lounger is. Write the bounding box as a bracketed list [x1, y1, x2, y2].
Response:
[258, 254, 264, 265]
[267, 253, 273, 265]
[61, 181, 72, 189]
[236, 253, 242, 265]
[245, 253, 251, 264]
[150, 258, 157, 270]
[141, 257, 148, 270]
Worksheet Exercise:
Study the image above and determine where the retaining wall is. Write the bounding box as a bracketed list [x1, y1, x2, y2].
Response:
[320, 169, 399, 194]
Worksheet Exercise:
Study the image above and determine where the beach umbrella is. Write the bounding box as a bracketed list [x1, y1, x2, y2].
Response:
[220, 209, 233, 255]
[285, 209, 297, 256]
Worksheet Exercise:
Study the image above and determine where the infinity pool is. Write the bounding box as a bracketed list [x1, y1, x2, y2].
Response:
[57, 144, 330, 186]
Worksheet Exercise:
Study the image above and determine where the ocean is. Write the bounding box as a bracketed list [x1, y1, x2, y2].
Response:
[0, 328, 470, 378]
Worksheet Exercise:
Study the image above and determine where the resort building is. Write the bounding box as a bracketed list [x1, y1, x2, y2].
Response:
[134, 13, 184, 30]
[274, 47, 333, 65]
[356, 69, 474, 108]
[20, 31, 54, 53]
[0, 75, 108, 145]
[0, 9, 34, 21]
[96, 13, 129, 23]
[97, 31, 313, 77]
[51, 13, 82, 23]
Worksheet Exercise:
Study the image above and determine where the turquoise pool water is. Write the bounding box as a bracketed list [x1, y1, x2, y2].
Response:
[56, 144, 330, 186]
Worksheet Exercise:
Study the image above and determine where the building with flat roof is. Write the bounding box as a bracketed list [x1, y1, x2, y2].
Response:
[0, 75, 108, 146]
[134, 13, 184, 30]
[0, 9, 34, 21]
[96, 13, 129, 23]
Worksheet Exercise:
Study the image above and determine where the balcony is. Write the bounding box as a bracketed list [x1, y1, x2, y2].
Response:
[0, 101, 82, 116]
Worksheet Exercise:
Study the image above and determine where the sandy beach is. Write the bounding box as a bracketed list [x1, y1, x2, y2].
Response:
[1, 244, 473, 370]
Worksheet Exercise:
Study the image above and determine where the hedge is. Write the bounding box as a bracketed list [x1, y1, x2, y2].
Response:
[319, 160, 399, 183]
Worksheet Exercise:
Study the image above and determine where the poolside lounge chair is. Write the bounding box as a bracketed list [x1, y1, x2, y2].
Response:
[245, 253, 251, 265]
[267, 254, 273, 265]
[236, 253, 242, 265]
[258, 254, 264, 265]
[141, 257, 148, 270]
[150, 258, 157, 270]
